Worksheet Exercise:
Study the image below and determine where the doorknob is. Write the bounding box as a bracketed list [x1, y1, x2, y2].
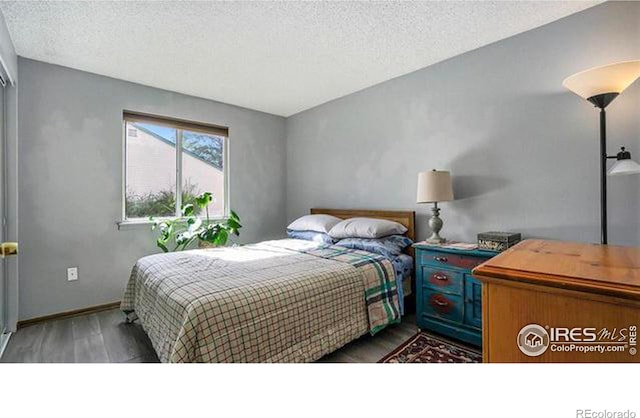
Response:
[1, 242, 18, 258]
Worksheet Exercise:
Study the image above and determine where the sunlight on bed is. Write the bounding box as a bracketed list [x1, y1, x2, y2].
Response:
[189, 238, 323, 263]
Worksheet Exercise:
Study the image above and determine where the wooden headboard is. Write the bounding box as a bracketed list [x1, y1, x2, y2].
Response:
[310, 208, 416, 244]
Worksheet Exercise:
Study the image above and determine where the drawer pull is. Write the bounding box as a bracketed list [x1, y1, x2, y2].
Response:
[434, 256, 448, 263]
[432, 299, 449, 307]
[433, 273, 449, 281]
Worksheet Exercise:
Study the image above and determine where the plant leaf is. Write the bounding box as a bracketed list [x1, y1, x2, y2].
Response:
[226, 218, 241, 230]
[182, 204, 195, 216]
[214, 229, 229, 246]
[156, 240, 169, 253]
[195, 192, 213, 209]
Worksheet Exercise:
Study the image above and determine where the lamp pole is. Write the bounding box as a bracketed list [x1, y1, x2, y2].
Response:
[599, 107, 607, 245]
[588, 92, 618, 245]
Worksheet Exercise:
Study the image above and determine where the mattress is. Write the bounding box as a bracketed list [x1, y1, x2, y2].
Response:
[121, 239, 401, 362]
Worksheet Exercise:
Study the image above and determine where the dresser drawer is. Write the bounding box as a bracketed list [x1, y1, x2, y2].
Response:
[421, 267, 463, 295]
[423, 290, 463, 324]
[419, 249, 487, 271]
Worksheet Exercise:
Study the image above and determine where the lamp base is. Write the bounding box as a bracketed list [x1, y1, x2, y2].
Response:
[426, 204, 446, 244]
[425, 236, 446, 244]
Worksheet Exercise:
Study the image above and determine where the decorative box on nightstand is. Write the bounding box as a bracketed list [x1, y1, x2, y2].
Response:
[413, 243, 497, 347]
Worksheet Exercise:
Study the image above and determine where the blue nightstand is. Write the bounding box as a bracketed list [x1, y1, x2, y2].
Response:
[413, 243, 497, 347]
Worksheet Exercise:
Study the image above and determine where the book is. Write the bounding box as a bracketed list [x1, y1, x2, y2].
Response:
[415, 241, 478, 250]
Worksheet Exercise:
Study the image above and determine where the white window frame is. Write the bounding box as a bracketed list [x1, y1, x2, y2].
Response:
[119, 112, 230, 228]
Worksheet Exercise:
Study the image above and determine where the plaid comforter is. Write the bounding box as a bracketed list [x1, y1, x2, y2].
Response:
[121, 239, 400, 363]
[301, 246, 401, 334]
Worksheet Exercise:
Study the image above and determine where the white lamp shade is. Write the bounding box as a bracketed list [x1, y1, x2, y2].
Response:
[417, 170, 454, 203]
[563, 60, 640, 99]
[608, 158, 640, 176]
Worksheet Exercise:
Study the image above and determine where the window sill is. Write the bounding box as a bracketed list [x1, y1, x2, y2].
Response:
[117, 219, 155, 231]
[117, 216, 229, 231]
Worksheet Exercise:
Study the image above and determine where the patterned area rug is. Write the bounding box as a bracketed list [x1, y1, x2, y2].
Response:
[379, 332, 482, 363]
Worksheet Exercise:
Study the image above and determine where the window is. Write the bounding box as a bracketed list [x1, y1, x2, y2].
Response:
[123, 112, 228, 221]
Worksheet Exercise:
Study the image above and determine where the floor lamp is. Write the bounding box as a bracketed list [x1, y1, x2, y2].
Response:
[563, 60, 640, 245]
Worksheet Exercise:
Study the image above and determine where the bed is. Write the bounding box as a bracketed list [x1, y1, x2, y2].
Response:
[121, 208, 415, 363]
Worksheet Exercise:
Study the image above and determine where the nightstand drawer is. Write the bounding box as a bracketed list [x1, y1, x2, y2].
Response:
[421, 267, 463, 295]
[419, 249, 486, 271]
[423, 290, 463, 324]
[464, 276, 483, 329]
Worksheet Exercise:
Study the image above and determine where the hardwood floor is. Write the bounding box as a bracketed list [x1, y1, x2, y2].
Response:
[1, 309, 418, 363]
[319, 314, 418, 363]
[2, 309, 158, 363]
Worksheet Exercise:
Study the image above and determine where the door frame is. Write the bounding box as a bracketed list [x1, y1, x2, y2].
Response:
[1, 69, 18, 333]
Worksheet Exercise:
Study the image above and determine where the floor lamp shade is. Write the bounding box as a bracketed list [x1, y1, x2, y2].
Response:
[562, 60, 640, 99]
[417, 170, 454, 203]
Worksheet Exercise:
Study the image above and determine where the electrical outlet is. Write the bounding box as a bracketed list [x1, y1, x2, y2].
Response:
[67, 267, 78, 282]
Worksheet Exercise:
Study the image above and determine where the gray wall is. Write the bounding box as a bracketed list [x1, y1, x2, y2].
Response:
[18, 58, 286, 320]
[286, 1, 640, 246]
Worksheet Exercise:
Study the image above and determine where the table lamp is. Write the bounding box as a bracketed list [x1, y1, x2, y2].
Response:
[563, 60, 640, 244]
[417, 170, 454, 243]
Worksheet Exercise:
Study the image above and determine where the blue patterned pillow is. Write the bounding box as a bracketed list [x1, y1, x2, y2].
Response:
[335, 235, 413, 259]
[287, 229, 334, 244]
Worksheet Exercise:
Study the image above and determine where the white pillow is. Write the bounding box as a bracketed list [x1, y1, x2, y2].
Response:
[328, 217, 408, 239]
[287, 214, 342, 234]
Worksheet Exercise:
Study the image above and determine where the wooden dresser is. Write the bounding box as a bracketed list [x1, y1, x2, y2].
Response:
[473, 239, 640, 363]
[414, 244, 497, 346]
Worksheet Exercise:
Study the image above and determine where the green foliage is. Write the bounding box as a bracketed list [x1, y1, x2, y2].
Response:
[126, 183, 202, 219]
[151, 191, 242, 252]
[182, 131, 223, 170]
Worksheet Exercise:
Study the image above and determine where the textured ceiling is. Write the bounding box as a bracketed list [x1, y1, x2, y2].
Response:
[0, 1, 601, 116]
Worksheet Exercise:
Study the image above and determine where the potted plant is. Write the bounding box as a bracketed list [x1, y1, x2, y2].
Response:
[151, 192, 241, 252]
